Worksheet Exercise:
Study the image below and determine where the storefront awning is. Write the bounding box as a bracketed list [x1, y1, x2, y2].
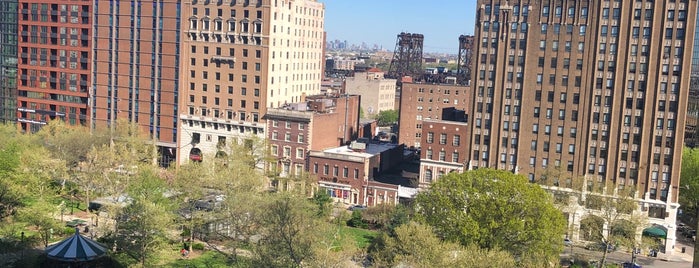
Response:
[642, 225, 667, 238]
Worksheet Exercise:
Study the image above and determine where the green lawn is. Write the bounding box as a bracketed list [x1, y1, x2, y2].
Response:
[166, 250, 250, 268]
[341, 226, 378, 248]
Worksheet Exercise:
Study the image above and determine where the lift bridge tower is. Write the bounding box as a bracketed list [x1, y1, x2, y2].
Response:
[387, 32, 424, 82]
[456, 35, 474, 85]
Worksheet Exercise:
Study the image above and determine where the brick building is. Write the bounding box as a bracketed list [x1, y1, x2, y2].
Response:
[178, 0, 325, 165]
[398, 82, 470, 148]
[263, 94, 360, 178]
[344, 68, 396, 118]
[92, 0, 182, 166]
[309, 141, 405, 206]
[418, 118, 469, 188]
[17, 1, 92, 132]
[466, 0, 698, 255]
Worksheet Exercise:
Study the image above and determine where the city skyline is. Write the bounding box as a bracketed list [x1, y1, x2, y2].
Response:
[323, 0, 475, 54]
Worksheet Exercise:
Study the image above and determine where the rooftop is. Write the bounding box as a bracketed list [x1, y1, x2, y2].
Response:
[322, 142, 398, 158]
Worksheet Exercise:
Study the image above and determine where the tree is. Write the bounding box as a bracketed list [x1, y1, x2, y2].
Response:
[253, 195, 320, 267]
[679, 147, 699, 268]
[312, 189, 332, 217]
[113, 167, 175, 267]
[16, 202, 62, 248]
[415, 169, 566, 265]
[0, 139, 23, 221]
[76, 120, 156, 208]
[369, 222, 515, 267]
[306, 222, 360, 268]
[174, 146, 268, 262]
[375, 109, 398, 126]
[579, 180, 641, 268]
[36, 120, 109, 169]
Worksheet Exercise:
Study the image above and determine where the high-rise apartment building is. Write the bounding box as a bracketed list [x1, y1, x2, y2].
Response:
[92, 0, 182, 166]
[0, 0, 18, 123]
[17, 1, 92, 132]
[468, 0, 696, 255]
[178, 0, 325, 164]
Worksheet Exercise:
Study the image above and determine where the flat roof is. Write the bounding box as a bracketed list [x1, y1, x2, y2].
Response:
[322, 142, 398, 158]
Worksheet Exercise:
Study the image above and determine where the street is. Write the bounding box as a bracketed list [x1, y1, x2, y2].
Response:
[562, 238, 694, 268]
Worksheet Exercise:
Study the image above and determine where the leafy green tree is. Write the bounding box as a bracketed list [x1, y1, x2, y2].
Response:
[175, 144, 268, 262]
[76, 120, 156, 208]
[375, 109, 398, 126]
[369, 222, 515, 267]
[679, 147, 699, 267]
[312, 190, 332, 217]
[16, 202, 62, 247]
[361, 203, 411, 233]
[253, 195, 320, 267]
[306, 223, 360, 268]
[0, 140, 23, 221]
[36, 120, 109, 169]
[415, 169, 566, 265]
[576, 179, 641, 268]
[113, 167, 175, 267]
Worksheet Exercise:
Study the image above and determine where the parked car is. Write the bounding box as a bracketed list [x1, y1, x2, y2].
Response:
[585, 242, 615, 253]
[348, 205, 367, 211]
[564, 238, 573, 247]
[623, 262, 642, 268]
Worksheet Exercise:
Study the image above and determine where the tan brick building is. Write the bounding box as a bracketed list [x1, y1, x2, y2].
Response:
[178, 0, 325, 164]
[344, 68, 396, 118]
[466, 0, 697, 255]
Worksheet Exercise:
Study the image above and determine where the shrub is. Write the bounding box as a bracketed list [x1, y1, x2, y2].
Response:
[347, 210, 368, 229]
[192, 243, 205, 250]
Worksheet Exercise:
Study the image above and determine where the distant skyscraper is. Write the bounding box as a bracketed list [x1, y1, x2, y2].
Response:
[178, 0, 325, 164]
[468, 0, 697, 255]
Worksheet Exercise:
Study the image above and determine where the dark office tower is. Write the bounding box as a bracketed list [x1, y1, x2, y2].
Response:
[0, 0, 18, 123]
[92, 1, 181, 166]
[687, 4, 699, 147]
[17, 1, 92, 132]
[468, 0, 696, 255]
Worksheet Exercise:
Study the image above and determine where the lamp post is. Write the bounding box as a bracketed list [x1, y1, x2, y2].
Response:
[20, 231, 24, 259]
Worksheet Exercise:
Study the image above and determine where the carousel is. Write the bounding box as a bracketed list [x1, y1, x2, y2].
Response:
[43, 228, 108, 266]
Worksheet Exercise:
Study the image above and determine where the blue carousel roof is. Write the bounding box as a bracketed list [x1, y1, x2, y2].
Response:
[45, 229, 108, 262]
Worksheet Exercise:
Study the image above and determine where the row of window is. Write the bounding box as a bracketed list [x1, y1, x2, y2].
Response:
[270, 145, 304, 159]
[312, 163, 360, 179]
[424, 149, 460, 163]
[186, 107, 260, 122]
[271, 131, 304, 143]
[425, 132, 460, 146]
[190, 70, 261, 84]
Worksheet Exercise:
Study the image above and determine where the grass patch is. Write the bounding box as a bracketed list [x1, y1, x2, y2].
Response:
[166, 250, 250, 268]
[341, 226, 377, 248]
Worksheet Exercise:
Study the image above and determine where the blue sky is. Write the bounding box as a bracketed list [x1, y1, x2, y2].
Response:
[323, 0, 477, 54]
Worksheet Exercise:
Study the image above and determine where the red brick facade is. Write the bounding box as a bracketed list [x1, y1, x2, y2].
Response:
[398, 82, 471, 148]
[309, 143, 404, 206]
